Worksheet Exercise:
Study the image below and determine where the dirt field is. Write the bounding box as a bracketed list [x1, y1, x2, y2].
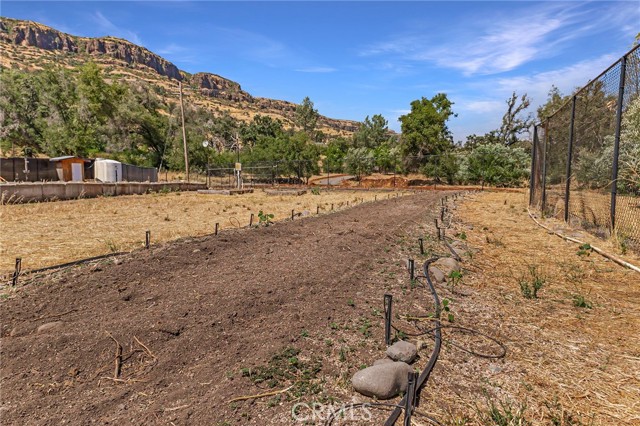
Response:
[0, 188, 400, 275]
[1, 190, 638, 425]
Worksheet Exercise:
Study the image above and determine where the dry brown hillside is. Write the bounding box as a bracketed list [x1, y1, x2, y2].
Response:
[0, 17, 360, 137]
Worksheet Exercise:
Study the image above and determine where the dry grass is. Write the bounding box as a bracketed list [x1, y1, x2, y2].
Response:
[0, 188, 404, 275]
[432, 191, 640, 425]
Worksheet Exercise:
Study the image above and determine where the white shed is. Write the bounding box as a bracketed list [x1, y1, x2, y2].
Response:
[94, 159, 123, 182]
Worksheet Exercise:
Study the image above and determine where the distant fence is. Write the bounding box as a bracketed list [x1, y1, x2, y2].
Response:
[530, 44, 640, 252]
[0, 157, 157, 183]
[0, 157, 58, 181]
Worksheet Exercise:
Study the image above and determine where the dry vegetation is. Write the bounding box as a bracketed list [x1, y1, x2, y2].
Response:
[0, 188, 403, 275]
[429, 191, 640, 425]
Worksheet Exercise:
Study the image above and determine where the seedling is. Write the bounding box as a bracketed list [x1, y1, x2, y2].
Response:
[576, 243, 592, 257]
[519, 265, 545, 299]
[448, 270, 463, 293]
[257, 210, 274, 226]
[442, 298, 454, 322]
[572, 294, 592, 309]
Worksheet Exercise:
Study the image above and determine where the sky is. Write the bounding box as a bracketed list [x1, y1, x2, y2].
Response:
[2, 1, 639, 142]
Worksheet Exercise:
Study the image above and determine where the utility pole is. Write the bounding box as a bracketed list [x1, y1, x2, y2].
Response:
[179, 81, 189, 182]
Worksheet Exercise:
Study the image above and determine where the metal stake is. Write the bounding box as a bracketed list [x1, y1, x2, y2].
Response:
[408, 258, 415, 281]
[215, 223, 219, 235]
[250, 213, 254, 227]
[11, 257, 21, 287]
[611, 54, 627, 231]
[418, 238, 424, 255]
[145, 230, 150, 249]
[384, 294, 393, 346]
[291, 209, 295, 220]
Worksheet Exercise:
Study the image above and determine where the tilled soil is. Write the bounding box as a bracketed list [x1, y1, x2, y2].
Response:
[1, 192, 446, 425]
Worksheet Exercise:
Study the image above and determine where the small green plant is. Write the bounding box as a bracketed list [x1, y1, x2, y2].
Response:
[519, 265, 545, 299]
[442, 298, 454, 322]
[347, 298, 355, 307]
[576, 243, 592, 257]
[359, 317, 372, 337]
[456, 231, 467, 240]
[301, 330, 309, 337]
[257, 210, 274, 226]
[311, 188, 321, 195]
[476, 400, 530, 425]
[572, 293, 592, 309]
[448, 270, 463, 293]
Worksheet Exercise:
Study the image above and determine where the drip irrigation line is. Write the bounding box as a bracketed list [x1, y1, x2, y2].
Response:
[384, 257, 442, 426]
[2, 251, 128, 283]
[527, 208, 640, 274]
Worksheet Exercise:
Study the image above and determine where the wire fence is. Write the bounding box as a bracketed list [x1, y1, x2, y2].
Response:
[530, 44, 640, 252]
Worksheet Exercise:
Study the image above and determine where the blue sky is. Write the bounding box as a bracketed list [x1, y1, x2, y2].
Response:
[2, 1, 639, 142]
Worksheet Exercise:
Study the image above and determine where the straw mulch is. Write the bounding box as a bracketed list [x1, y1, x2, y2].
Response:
[427, 190, 640, 425]
[0, 189, 400, 275]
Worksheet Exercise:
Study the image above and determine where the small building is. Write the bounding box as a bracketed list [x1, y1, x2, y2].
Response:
[50, 156, 91, 182]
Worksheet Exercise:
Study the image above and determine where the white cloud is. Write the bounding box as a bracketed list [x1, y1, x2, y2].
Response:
[294, 67, 337, 73]
[494, 53, 619, 106]
[360, 2, 640, 76]
[459, 100, 504, 114]
[92, 11, 142, 46]
[157, 43, 188, 55]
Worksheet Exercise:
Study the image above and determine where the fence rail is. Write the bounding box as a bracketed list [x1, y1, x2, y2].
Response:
[530, 44, 640, 252]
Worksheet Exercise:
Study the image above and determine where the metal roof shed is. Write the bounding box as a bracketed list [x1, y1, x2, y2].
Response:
[50, 156, 91, 182]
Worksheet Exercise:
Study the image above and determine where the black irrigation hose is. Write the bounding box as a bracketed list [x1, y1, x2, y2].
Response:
[384, 258, 443, 426]
[324, 402, 443, 426]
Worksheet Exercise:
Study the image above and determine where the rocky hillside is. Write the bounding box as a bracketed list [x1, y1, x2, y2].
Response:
[0, 17, 359, 136]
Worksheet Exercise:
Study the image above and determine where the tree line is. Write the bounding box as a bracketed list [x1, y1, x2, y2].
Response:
[0, 62, 551, 187]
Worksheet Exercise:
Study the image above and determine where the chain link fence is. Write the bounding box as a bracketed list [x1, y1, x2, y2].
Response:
[530, 44, 640, 252]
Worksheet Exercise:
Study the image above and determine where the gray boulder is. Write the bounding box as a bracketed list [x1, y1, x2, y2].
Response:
[428, 266, 446, 283]
[434, 257, 461, 276]
[352, 361, 413, 399]
[386, 340, 417, 363]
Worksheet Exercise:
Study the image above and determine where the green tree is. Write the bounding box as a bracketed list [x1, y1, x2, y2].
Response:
[353, 114, 389, 148]
[295, 96, 319, 136]
[323, 137, 349, 172]
[464, 143, 530, 187]
[345, 147, 374, 180]
[422, 152, 460, 184]
[399, 93, 456, 165]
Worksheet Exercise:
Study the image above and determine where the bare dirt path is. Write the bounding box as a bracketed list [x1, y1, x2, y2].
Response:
[0, 191, 445, 425]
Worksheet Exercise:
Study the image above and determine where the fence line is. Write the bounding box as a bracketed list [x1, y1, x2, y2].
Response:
[530, 44, 640, 252]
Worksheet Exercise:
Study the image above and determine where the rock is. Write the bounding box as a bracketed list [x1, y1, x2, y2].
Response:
[352, 361, 413, 399]
[373, 358, 394, 366]
[434, 258, 461, 276]
[429, 266, 446, 283]
[488, 364, 503, 374]
[37, 321, 63, 334]
[113, 258, 123, 266]
[386, 340, 417, 363]
[301, 210, 311, 217]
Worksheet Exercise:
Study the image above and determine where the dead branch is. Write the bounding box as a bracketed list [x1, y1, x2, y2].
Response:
[106, 332, 123, 379]
[134, 335, 157, 360]
[226, 385, 293, 403]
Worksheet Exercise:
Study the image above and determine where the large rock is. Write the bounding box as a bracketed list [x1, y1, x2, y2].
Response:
[386, 340, 417, 363]
[434, 257, 461, 276]
[352, 361, 413, 399]
[429, 266, 446, 283]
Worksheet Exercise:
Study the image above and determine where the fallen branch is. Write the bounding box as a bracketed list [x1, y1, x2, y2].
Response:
[31, 309, 77, 322]
[134, 335, 157, 360]
[106, 332, 123, 379]
[227, 385, 293, 403]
